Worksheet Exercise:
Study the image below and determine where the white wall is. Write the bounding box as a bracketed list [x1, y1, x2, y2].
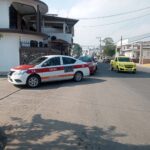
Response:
[0, 33, 20, 72]
[143, 49, 150, 59]
[20, 34, 43, 42]
[0, 1, 10, 28]
[0, 32, 43, 72]
[46, 33, 72, 44]
[124, 51, 133, 58]
[42, 27, 63, 34]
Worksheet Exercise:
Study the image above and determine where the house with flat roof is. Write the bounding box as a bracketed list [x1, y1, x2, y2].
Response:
[116, 38, 150, 64]
[0, 0, 78, 74]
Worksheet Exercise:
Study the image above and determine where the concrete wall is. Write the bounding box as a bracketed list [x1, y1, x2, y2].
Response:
[124, 51, 133, 58]
[0, 1, 10, 28]
[143, 49, 150, 59]
[0, 33, 43, 73]
[42, 27, 73, 44]
[0, 33, 20, 73]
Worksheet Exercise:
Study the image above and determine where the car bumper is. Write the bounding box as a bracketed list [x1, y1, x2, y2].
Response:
[89, 66, 97, 74]
[118, 67, 136, 72]
[8, 74, 28, 85]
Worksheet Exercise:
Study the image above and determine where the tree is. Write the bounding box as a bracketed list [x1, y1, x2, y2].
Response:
[103, 37, 116, 57]
[72, 43, 82, 57]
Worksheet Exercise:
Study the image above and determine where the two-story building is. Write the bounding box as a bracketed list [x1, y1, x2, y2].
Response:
[116, 39, 150, 64]
[0, 0, 78, 74]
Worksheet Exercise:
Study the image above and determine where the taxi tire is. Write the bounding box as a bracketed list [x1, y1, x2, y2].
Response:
[117, 66, 120, 73]
[132, 71, 136, 74]
[26, 75, 41, 88]
[110, 65, 114, 71]
[74, 71, 83, 82]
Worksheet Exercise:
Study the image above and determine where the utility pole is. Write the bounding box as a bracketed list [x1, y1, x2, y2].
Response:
[140, 42, 143, 64]
[96, 37, 102, 59]
[120, 36, 122, 55]
[96, 37, 102, 52]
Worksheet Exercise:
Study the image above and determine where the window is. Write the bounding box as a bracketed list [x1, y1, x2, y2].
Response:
[63, 57, 76, 65]
[44, 57, 61, 67]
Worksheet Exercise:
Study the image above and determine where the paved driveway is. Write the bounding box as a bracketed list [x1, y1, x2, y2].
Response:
[0, 63, 150, 150]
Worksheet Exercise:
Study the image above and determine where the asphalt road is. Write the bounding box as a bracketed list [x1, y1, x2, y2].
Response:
[0, 63, 150, 150]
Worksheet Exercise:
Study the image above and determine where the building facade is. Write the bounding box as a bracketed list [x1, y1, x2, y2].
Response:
[0, 0, 78, 74]
[116, 39, 150, 64]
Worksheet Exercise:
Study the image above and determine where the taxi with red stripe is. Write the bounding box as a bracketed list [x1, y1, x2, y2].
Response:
[8, 55, 90, 88]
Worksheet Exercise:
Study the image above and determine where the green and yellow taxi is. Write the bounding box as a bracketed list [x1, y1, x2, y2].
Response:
[110, 56, 136, 73]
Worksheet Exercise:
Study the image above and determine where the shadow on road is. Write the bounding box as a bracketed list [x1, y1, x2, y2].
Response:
[96, 63, 150, 78]
[22, 77, 106, 90]
[1, 114, 150, 150]
[0, 128, 7, 150]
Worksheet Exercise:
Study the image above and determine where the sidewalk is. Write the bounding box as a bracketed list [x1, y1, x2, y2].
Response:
[136, 63, 150, 68]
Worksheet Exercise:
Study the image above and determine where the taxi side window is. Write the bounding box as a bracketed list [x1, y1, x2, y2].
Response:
[43, 57, 61, 67]
[62, 57, 76, 65]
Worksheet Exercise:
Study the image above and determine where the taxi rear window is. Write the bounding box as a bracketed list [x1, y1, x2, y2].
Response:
[63, 57, 76, 65]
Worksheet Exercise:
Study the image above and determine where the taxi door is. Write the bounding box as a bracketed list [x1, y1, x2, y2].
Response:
[41, 56, 64, 82]
[61, 56, 76, 80]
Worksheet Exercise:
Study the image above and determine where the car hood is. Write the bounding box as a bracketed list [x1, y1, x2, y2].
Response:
[13, 65, 35, 70]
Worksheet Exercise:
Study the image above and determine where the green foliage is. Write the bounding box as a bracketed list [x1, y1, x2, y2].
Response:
[103, 37, 116, 57]
[72, 43, 82, 57]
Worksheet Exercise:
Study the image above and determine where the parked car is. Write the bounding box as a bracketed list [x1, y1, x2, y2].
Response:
[110, 56, 136, 73]
[8, 55, 90, 88]
[79, 56, 97, 75]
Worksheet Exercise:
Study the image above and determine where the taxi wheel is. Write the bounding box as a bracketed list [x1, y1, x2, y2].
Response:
[27, 75, 41, 88]
[132, 71, 136, 74]
[74, 72, 83, 82]
[117, 66, 120, 73]
[110, 65, 114, 71]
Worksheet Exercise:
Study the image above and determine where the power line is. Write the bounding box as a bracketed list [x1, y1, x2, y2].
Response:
[115, 33, 150, 44]
[81, 13, 150, 28]
[78, 6, 150, 20]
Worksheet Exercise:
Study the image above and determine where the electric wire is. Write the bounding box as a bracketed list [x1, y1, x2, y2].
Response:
[81, 13, 150, 28]
[78, 6, 150, 20]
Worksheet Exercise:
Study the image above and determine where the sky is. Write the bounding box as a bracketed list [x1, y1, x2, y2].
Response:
[42, 0, 150, 47]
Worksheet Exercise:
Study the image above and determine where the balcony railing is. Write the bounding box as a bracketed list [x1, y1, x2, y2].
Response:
[20, 40, 48, 48]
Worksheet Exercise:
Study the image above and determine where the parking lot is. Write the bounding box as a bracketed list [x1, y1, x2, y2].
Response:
[0, 63, 150, 150]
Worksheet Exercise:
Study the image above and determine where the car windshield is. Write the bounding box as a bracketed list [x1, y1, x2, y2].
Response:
[79, 56, 92, 62]
[118, 57, 131, 62]
[29, 57, 47, 65]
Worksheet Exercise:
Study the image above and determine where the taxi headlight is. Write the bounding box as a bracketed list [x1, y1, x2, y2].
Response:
[14, 70, 26, 75]
[119, 64, 124, 67]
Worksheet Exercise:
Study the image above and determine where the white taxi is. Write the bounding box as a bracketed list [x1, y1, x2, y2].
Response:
[8, 55, 90, 88]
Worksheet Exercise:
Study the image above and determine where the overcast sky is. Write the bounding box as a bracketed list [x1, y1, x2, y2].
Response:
[43, 0, 150, 47]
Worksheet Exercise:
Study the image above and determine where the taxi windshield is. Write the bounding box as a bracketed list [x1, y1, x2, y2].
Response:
[118, 57, 131, 62]
[29, 57, 47, 65]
